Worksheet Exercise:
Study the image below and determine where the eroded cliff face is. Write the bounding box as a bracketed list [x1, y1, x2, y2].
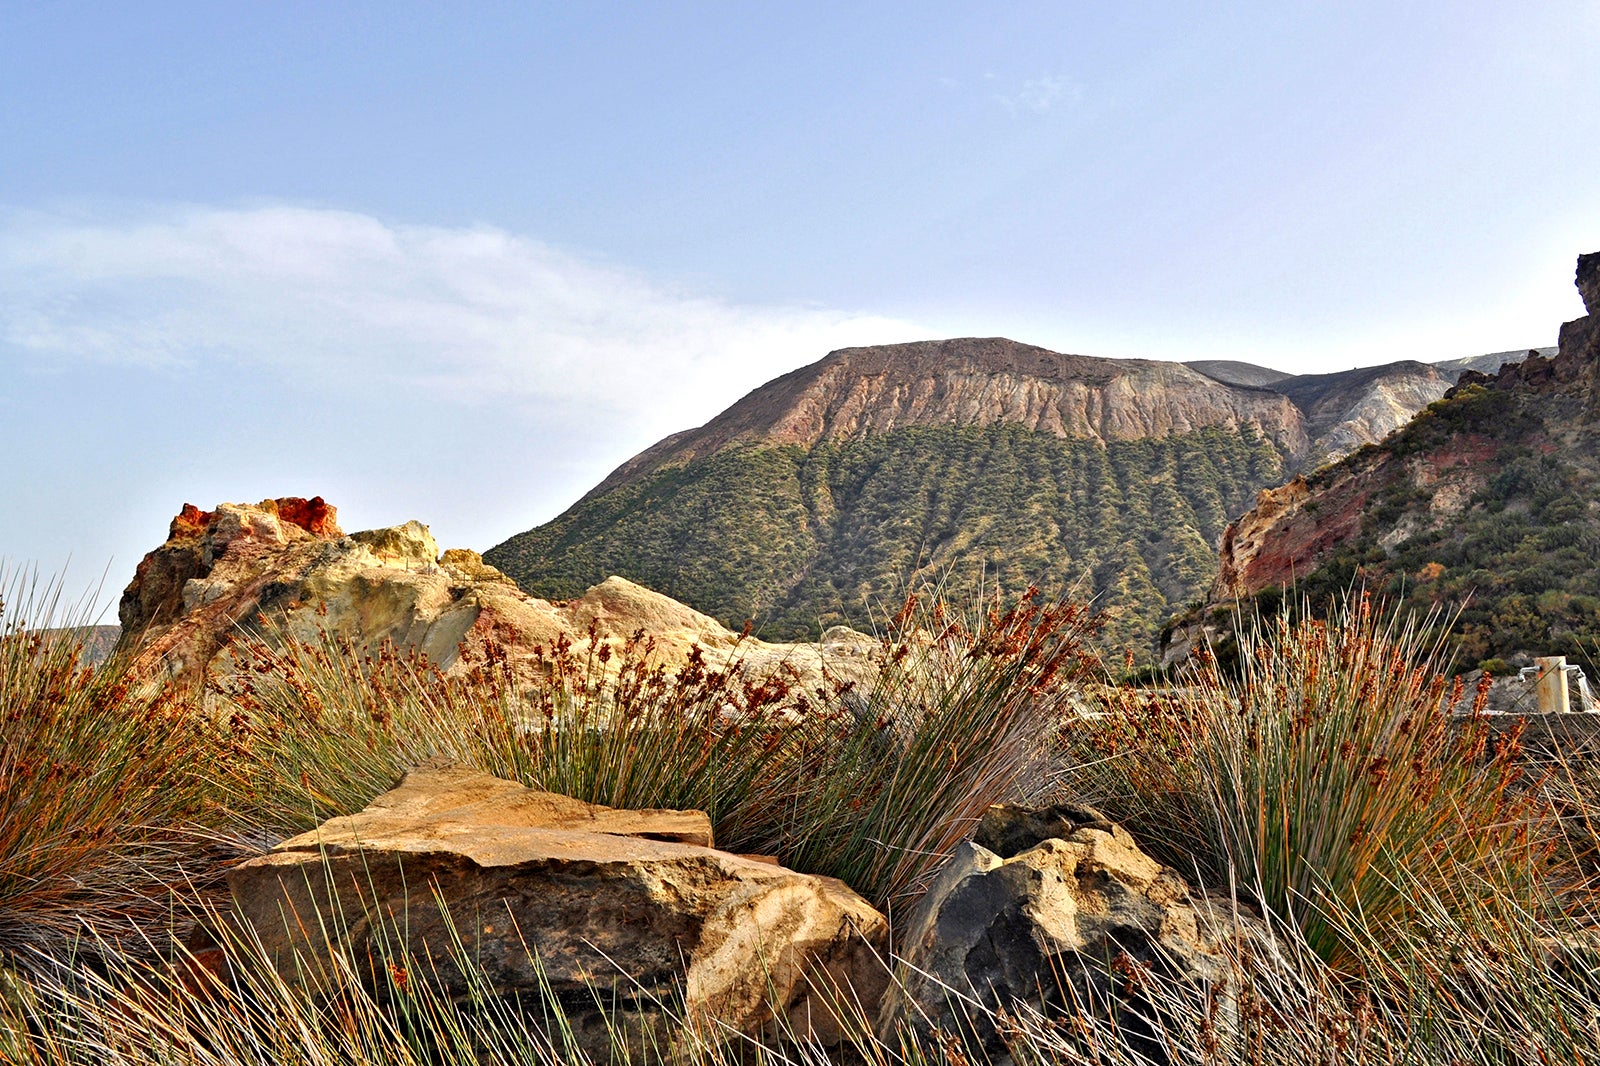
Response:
[591, 339, 1311, 498]
[590, 339, 1535, 505]
[117, 498, 877, 692]
[749, 346, 1308, 452]
[1164, 255, 1600, 666]
[1289, 364, 1472, 470]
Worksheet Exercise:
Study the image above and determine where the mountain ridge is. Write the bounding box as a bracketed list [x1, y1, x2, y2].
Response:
[588, 338, 1310, 501]
[489, 336, 1550, 655]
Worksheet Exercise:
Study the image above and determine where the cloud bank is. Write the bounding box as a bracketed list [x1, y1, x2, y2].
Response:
[0, 205, 923, 431]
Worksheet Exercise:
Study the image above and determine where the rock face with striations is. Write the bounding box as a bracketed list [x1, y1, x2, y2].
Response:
[1164, 254, 1600, 668]
[227, 765, 889, 1056]
[117, 497, 878, 691]
[584, 339, 1311, 496]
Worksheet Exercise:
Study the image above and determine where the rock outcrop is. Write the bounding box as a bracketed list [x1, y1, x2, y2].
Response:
[880, 801, 1228, 1059]
[1164, 253, 1600, 668]
[227, 765, 889, 1056]
[117, 497, 877, 690]
[1578, 251, 1600, 317]
[1277, 361, 1486, 471]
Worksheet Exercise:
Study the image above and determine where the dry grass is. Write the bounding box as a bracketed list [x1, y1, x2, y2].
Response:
[0, 569, 215, 968]
[1063, 594, 1554, 974]
[210, 589, 1097, 911]
[7, 578, 1600, 1064]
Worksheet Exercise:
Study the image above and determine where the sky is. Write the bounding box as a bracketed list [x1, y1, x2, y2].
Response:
[3, 2, 1598, 618]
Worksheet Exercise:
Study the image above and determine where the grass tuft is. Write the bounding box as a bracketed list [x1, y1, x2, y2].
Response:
[0, 567, 214, 969]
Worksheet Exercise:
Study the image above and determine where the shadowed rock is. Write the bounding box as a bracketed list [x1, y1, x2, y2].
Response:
[1579, 252, 1600, 316]
[881, 803, 1227, 1061]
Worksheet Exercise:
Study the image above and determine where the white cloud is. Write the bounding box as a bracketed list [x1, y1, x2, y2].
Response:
[0, 205, 924, 430]
[995, 75, 1081, 114]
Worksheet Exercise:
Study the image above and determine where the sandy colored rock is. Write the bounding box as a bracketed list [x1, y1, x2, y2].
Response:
[281, 762, 716, 850]
[229, 767, 889, 1056]
[116, 498, 879, 693]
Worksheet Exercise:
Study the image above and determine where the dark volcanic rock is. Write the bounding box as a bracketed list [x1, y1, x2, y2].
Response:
[1578, 251, 1600, 316]
[881, 803, 1228, 1060]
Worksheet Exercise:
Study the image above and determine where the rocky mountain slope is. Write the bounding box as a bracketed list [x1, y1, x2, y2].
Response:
[1164, 255, 1600, 671]
[488, 339, 1546, 656]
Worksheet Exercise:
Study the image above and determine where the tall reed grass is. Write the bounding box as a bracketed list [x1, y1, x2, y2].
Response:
[755, 589, 1099, 909]
[10, 575, 1600, 1064]
[212, 589, 1097, 912]
[1063, 595, 1554, 974]
[0, 569, 213, 968]
[8, 880, 1600, 1066]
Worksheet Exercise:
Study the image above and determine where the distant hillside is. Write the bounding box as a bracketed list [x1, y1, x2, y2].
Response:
[1184, 360, 1293, 388]
[488, 337, 1547, 657]
[1165, 259, 1598, 671]
[43, 624, 121, 664]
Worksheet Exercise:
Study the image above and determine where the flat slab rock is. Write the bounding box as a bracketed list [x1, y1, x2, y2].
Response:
[228, 766, 888, 1051]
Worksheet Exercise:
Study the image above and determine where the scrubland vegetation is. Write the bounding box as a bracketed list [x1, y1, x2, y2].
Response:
[490, 422, 1286, 654]
[1256, 384, 1600, 673]
[6, 566, 1600, 1064]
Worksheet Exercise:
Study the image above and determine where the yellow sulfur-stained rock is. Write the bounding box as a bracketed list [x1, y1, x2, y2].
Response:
[115, 497, 879, 693]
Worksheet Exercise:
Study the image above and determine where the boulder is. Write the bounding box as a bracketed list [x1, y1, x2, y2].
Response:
[881, 802, 1228, 1060]
[227, 766, 889, 1055]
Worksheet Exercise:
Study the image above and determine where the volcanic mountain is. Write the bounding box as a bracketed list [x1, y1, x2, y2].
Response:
[1164, 254, 1600, 671]
[487, 338, 1543, 656]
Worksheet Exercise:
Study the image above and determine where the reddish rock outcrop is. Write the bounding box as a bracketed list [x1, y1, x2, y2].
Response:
[120, 497, 343, 638]
[1163, 252, 1600, 665]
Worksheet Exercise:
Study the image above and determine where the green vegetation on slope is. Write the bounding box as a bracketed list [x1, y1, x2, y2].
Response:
[1250, 384, 1600, 671]
[487, 422, 1286, 655]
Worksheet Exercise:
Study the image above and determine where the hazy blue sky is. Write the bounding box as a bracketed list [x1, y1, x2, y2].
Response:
[3, 2, 1598, 615]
